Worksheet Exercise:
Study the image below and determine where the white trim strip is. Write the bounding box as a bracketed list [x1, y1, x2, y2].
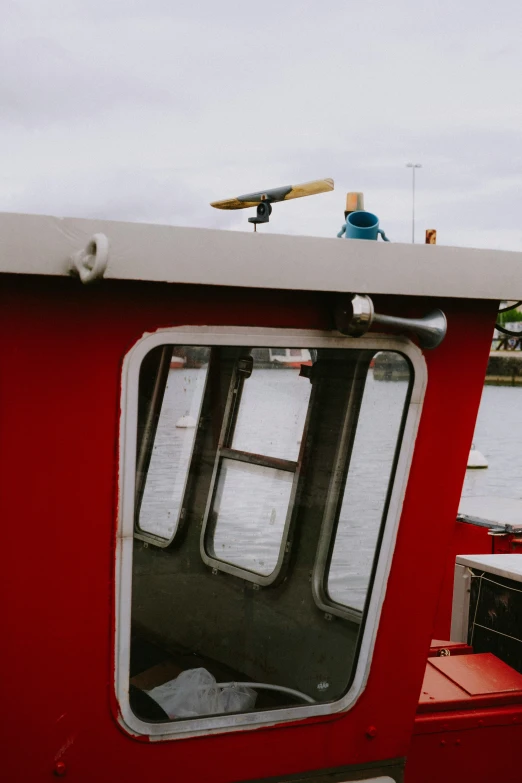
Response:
[1, 211, 521, 300]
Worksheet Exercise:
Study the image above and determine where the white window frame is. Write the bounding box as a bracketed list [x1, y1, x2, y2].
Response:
[134, 347, 211, 547]
[116, 326, 426, 740]
[312, 350, 415, 624]
[200, 351, 310, 585]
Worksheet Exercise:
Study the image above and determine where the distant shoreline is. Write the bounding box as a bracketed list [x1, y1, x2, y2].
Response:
[486, 352, 522, 385]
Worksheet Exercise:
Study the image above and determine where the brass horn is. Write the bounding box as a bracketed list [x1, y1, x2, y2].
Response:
[334, 294, 447, 350]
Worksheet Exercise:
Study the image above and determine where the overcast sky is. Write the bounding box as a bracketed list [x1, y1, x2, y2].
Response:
[1, 1, 521, 249]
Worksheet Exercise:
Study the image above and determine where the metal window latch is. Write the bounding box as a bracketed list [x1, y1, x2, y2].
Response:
[237, 356, 254, 377]
[334, 294, 447, 350]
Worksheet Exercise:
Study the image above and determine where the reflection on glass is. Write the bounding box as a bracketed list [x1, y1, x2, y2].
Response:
[232, 349, 312, 461]
[130, 344, 419, 729]
[139, 348, 210, 539]
[211, 459, 293, 575]
[327, 352, 410, 612]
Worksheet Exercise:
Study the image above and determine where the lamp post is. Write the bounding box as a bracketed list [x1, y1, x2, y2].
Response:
[406, 163, 422, 243]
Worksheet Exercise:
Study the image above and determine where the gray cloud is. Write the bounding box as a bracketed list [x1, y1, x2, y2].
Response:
[1, 1, 521, 250]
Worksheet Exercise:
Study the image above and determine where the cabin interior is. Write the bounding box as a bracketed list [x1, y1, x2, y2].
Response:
[128, 342, 413, 723]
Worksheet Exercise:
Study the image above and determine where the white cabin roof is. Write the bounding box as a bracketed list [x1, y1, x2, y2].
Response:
[456, 554, 522, 583]
[1, 211, 521, 300]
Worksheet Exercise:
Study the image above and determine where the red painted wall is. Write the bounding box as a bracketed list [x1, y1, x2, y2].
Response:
[408, 706, 522, 783]
[0, 275, 498, 782]
[433, 520, 493, 639]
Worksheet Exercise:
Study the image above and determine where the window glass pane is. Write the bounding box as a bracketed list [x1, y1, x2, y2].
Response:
[138, 347, 210, 540]
[129, 343, 418, 728]
[327, 352, 410, 612]
[211, 459, 293, 576]
[232, 350, 312, 461]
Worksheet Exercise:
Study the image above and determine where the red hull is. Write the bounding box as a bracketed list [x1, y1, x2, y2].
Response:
[2, 275, 515, 783]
